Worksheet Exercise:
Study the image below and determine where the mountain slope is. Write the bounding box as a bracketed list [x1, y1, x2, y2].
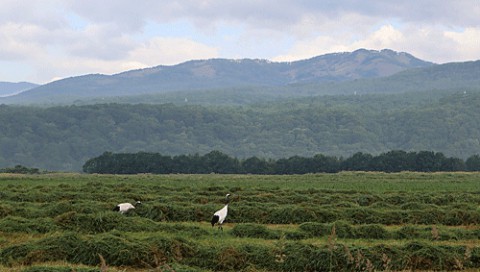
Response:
[40, 59, 479, 107]
[1, 49, 432, 104]
[0, 82, 39, 97]
[289, 59, 480, 96]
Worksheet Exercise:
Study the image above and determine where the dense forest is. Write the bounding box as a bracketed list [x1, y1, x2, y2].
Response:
[83, 150, 480, 174]
[1, 89, 480, 171]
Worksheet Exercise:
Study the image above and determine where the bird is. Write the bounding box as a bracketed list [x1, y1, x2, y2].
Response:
[211, 194, 231, 230]
[113, 200, 141, 214]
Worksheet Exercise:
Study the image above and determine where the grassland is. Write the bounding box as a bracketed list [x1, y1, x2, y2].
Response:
[0, 172, 479, 271]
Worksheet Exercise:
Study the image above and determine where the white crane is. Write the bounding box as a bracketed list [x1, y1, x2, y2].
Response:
[211, 194, 231, 230]
[113, 201, 141, 214]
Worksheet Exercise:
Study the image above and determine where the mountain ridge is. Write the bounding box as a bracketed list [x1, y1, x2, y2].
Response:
[1, 48, 433, 104]
[0, 81, 39, 97]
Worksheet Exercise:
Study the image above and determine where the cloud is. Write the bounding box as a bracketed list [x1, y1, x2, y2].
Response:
[273, 22, 480, 64]
[67, 24, 137, 61]
[1, 1, 480, 83]
[0, 23, 50, 61]
[32, 37, 218, 83]
[444, 28, 480, 62]
[129, 37, 219, 66]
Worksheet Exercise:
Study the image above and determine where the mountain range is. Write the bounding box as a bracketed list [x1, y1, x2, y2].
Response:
[0, 82, 38, 97]
[0, 49, 436, 105]
[1, 48, 480, 171]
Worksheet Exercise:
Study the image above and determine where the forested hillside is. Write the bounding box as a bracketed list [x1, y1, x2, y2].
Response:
[1, 89, 480, 171]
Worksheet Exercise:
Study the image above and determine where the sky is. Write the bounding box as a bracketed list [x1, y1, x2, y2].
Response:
[1, 1, 479, 84]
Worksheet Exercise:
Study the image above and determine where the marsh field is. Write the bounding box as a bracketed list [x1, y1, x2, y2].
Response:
[0, 172, 479, 271]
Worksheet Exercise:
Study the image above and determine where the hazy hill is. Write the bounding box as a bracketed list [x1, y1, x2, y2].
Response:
[49, 59, 480, 106]
[0, 81, 38, 97]
[1, 49, 432, 104]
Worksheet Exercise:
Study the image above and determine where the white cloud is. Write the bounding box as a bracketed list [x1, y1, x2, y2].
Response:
[129, 37, 219, 66]
[273, 23, 480, 64]
[67, 23, 136, 61]
[0, 23, 50, 60]
[1, 1, 480, 83]
[35, 37, 219, 83]
[444, 27, 480, 62]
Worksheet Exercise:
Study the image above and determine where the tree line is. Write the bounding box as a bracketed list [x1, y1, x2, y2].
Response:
[83, 150, 480, 174]
[2, 90, 480, 172]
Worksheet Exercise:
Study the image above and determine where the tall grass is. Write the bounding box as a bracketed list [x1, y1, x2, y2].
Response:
[0, 172, 480, 271]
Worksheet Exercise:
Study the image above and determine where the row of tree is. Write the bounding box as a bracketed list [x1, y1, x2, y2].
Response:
[2, 90, 480, 172]
[0, 165, 41, 174]
[83, 150, 480, 174]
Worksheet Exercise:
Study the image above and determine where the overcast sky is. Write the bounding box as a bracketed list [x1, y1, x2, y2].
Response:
[1, 1, 479, 84]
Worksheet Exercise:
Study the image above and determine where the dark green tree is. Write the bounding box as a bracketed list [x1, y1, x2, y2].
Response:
[465, 154, 480, 171]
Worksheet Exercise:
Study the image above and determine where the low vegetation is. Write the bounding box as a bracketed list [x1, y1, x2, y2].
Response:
[0, 172, 479, 271]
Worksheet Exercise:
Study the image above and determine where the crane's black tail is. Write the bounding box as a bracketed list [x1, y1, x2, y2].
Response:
[211, 215, 219, 227]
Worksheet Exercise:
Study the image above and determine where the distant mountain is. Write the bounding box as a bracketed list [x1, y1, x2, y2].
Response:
[0, 82, 38, 97]
[23, 59, 479, 107]
[292, 59, 480, 96]
[1, 49, 433, 104]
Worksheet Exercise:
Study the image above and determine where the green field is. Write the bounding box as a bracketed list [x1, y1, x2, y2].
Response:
[0, 172, 479, 271]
